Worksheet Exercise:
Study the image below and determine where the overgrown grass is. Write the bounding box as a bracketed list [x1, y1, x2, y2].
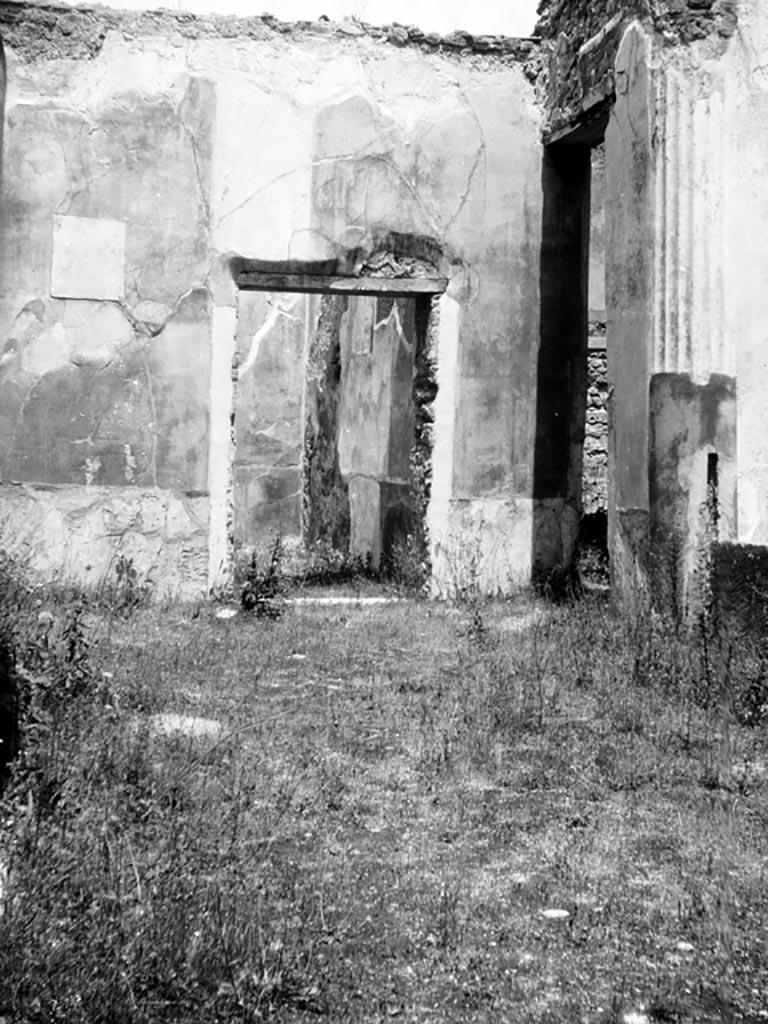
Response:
[1, 579, 767, 1023]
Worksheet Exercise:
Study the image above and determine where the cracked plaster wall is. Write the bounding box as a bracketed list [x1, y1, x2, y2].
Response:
[0, 5, 543, 595]
[234, 289, 310, 548]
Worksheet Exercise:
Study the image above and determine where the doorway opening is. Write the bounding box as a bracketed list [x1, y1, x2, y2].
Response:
[534, 116, 609, 591]
[231, 267, 444, 585]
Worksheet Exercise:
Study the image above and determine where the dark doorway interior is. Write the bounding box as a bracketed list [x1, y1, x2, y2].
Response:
[534, 131, 609, 585]
[533, 141, 591, 573]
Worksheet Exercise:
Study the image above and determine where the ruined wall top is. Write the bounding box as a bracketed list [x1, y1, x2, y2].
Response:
[536, 0, 739, 135]
[536, 0, 738, 46]
[0, 0, 540, 67]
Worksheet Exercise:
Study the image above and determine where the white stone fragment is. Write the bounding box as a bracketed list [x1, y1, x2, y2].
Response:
[149, 714, 223, 739]
[215, 607, 238, 619]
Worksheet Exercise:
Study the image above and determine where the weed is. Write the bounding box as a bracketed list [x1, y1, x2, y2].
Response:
[240, 534, 285, 618]
[0, 573, 765, 1022]
[733, 662, 768, 726]
[102, 555, 152, 617]
[294, 541, 375, 589]
[434, 875, 464, 951]
[383, 528, 430, 594]
[532, 561, 581, 603]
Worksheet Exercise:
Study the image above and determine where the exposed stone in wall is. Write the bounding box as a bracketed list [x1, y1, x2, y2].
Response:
[583, 144, 607, 519]
[303, 295, 350, 552]
[0, 1, 539, 68]
[411, 297, 437, 525]
[583, 346, 608, 515]
[536, 0, 738, 133]
[0, 482, 208, 597]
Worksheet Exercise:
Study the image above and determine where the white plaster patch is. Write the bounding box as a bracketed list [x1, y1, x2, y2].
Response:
[238, 294, 301, 379]
[497, 608, 548, 634]
[211, 85, 313, 258]
[287, 596, 404, 605]
[20, 302, 134, 378]
[148, 713, 223, 739]
[51, 215, 126, 301]
[431, 497, 534, 598]
[21, 320, 68, 377]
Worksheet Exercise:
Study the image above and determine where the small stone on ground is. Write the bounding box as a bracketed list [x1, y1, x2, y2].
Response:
[149, 713, 223, 739]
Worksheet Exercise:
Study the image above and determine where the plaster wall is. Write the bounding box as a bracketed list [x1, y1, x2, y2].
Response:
[0, 7, 544, 596]
[721, 0, 768, 548]
[603, 3, 768, 605]
[605, 22, 653, 594]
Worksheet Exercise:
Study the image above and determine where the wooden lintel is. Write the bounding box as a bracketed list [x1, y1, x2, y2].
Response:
[236, 273, 448, 296]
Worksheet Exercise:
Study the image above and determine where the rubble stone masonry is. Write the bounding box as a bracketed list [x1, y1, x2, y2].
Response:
[535, 0, 738, 132]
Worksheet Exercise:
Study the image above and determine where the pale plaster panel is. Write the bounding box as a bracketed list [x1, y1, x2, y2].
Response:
[338, 297, 390, 480]
[211, 82, 314, 259]
[51, 215, 126, 301]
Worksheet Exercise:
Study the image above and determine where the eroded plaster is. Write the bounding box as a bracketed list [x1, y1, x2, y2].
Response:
[0, 7, 543, 596]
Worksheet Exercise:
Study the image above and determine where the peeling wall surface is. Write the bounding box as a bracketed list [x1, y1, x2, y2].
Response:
[0, 2, 543, 596]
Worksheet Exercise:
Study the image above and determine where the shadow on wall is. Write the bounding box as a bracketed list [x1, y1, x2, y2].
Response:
[532, 142, 591, 577]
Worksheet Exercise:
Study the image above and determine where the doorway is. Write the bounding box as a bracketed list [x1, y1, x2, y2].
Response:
[534, 122, 608, 585]
[231, 276, 442, 577]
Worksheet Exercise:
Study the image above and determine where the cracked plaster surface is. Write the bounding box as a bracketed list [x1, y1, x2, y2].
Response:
[0, 13, 544, 593]
[233, 291, 308, 545]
